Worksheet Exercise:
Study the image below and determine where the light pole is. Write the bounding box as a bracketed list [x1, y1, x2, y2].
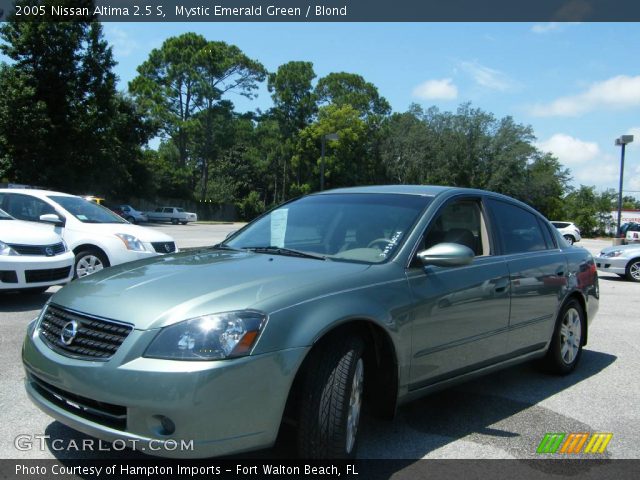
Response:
[615, 135, 634, 236]
[320, 133, 339, 191]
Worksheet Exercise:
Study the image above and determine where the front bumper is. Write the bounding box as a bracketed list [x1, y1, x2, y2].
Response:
[22, 321, 308, 458]
[594, 256, 627, 275]
[0, 252, 74, 290]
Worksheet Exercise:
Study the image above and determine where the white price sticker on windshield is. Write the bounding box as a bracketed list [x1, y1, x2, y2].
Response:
[270, 209, 288, 247]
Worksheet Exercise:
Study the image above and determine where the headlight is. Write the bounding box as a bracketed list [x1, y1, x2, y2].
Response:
[115, 233, 147, 252]
[144, 311, 267, 361]
[0, 241, 18, 256]
[602, 250, 622, 258]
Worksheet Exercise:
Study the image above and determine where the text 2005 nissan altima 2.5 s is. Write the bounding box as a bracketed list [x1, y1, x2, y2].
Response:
[22, 186, 599, 459]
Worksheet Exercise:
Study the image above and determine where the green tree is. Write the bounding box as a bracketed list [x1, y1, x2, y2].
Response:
[315, 72, 391, 117]
[129, 34, 266, 197]
[0, 1, 149, 195]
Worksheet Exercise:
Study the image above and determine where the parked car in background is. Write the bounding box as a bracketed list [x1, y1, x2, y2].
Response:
[119, 205, 148, 224]
[22, 186, 599, 459]
[0, 189, 177, 278]
[620, 222, 640, 244]
[0, 208, 74, 293]
[596, 244, 640, 281]
[551, 221, 581, 245]
[147, 206, 197, 225]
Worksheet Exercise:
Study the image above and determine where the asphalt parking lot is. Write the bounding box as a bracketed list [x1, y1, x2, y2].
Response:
[1, 229, 638, 460]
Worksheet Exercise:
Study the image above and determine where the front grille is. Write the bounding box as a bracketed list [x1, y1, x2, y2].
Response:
[29, 374, 127, 430]
[9, 242, 65, 256]
[0, 270, 18, 283]
[151, 241, 176, 254]
[25, 266, 71, 283]
[39, 305, 133, 360]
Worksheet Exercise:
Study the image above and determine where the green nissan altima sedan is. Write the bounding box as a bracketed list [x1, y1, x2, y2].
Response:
[22, 186, 599, 458]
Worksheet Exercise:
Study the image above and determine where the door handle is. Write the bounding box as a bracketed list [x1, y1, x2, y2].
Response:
[493, 278, 509, 293]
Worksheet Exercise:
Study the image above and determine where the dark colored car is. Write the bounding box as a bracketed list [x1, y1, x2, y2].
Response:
[22, 186, 599, 459]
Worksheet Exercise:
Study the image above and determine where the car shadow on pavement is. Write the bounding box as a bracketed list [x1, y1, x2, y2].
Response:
[0, 290, 53, 313]
[598, 275, 627, 282]
[44, 349, 616, 470]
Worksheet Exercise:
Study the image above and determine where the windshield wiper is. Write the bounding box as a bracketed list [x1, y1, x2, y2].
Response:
[244, 246, 328, 261]
[211, 243, 239, 251]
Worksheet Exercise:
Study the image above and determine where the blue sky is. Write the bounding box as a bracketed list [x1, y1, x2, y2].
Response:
[31, 22, 640, 193]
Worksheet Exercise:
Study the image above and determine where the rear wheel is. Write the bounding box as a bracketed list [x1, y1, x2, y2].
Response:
[297, 334, 365, 459]
[625, 259, 640, 282]
[74, 249, 109, 279]
[563, 235, 575, 245]
[542, 299, 584, 374]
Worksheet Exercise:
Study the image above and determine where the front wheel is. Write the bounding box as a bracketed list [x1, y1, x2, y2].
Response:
[625, 259, 640, 282]
[74, 249, 109, 279]
[297, 334, 365, 459]
[542, 299, 584, 375]
[171, 218, 179, 225]
[563, 235, 575, 245]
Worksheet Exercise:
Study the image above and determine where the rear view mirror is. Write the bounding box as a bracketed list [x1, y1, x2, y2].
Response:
[417, 243, 474, 267]
[39, 213, 65, 227]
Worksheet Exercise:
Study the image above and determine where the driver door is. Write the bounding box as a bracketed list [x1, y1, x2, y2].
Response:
[406, 197, 511, 390]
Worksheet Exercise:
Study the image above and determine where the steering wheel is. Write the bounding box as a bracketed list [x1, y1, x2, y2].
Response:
[367, 238, 392, 250]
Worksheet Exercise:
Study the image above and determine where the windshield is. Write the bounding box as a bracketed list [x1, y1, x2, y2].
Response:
[0, 208, 13, 220]
[226, 193, 431, 264]
[48, 195, 126, 224]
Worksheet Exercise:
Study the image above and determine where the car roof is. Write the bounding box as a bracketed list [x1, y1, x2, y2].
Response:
[0, 188, 76, 198]
[317, 185, 457, 196]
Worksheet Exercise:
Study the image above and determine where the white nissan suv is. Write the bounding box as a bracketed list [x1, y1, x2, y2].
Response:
[0, 189, 178, 278]
[0, 208, 74, 293]
[551, 221, 582, 245]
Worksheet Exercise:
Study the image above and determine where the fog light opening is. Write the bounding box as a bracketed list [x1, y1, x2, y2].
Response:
[151, 415, 175, 436]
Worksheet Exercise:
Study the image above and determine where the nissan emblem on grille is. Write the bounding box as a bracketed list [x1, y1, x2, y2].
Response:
[60, 320, 78, 346]
[165, 243, 171, 252]
[45, 246, 54, 256]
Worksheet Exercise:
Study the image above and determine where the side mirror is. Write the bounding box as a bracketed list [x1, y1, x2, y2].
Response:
[417, 242, 474, 267]
[39, 213, 65, 227]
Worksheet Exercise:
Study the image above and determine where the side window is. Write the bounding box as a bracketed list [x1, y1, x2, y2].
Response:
[155, 208, 162, 212]
[487, 199, 547, 254]
[538, 219, 557, 249]
[420, 199, 491, 257]
[4, 194, 55, 222]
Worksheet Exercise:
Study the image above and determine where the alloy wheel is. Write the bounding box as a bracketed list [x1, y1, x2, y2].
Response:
[76, 255, 104, 277]
[560, 307, 581, 364]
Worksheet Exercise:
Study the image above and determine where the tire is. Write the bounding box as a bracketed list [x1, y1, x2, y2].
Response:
[180, 221, 187, 225]
[74, 249, 110, 279]
[625, 258, 640, 282]
[171, 218, 179, 225]
[126, 216, 136, 224]
[542, 299, 585, 375]
[297, 334, 365, 459]
[563, 235, 575, 245]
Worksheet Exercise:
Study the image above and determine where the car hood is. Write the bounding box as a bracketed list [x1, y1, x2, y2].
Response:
[599, 244, 640, 256]
[0, 219, 62, 245]
[50, 249, 370, 330]
[68, 222, 173, 242]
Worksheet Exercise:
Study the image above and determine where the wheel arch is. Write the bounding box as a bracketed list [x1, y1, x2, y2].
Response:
[72, 243, 111, 265]
[282, 318, 399, 427]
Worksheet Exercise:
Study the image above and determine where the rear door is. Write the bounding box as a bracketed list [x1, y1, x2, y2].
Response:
[485, 198, 566, 355]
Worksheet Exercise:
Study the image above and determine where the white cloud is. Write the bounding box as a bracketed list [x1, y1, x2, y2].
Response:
[628, 165, 640, 192]
[104, 26, 138, 57]
[536, 134, 601, 165]
[529, 75, 640, 117]
[572, 163, 620, 187]
[412, 78, 458, 101]
[531, 22, 581, 34]
[459, 61, 514, 91]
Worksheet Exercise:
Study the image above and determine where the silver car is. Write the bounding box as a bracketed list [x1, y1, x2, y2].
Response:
[595, 244, 640, 282]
